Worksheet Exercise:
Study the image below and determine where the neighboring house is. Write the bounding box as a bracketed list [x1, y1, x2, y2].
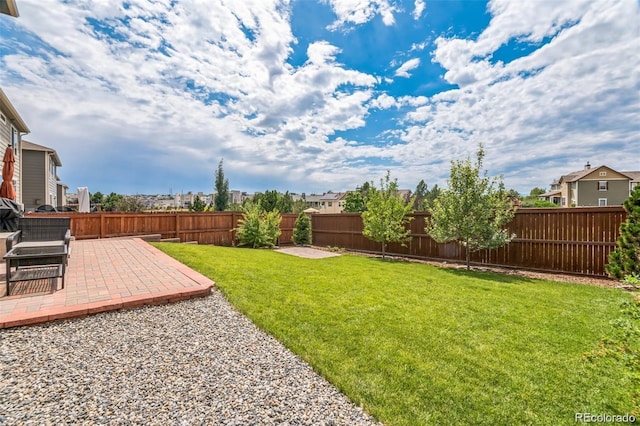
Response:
[21, 140, 63, 211]
[541, 162, 640, 207]
[319, 192, 347, 214]
[0, 88, 30, 206]
[304, 192, 347, 213]
[539, 179, 562, 205]
[0, 0, 19, 17]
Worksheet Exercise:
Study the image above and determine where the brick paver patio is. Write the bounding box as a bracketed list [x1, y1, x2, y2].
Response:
[0, 238, 214, 329]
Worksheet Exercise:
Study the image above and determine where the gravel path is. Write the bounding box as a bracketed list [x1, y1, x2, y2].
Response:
[0, 290, 379, 425]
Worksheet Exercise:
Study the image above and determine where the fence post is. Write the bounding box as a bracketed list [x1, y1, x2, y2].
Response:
[100, 213, 105, 239]
[175, 212, 180, 241]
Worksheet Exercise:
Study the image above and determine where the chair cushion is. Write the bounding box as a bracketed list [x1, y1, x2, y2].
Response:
[14, 240, 66, 248]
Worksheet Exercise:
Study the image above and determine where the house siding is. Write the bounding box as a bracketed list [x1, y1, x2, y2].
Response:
[576, 179, 629, 206]
[0, 110, 22, 203]
[22, 150, 46, 211]
[47, 154, 57, 206]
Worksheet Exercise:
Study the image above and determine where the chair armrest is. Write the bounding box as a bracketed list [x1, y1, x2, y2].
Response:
[6, 230, 21, 253]
[64, 229, 71, 246]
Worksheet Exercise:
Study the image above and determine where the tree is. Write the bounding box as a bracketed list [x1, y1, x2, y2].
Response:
[423, 184, 442, 210]
[292, 212, 312, 245]
[413, 180, 428, 211]
[606, 185, 640, 279]
[115, 196, 146, 212]
[90, 191, 104, 206]
[426, 145, 515, 270]
[103, 192, 123, 211]
[292, 198, 308, 214]
[344, 182, 373, 212]
[343, 191, 366, 212]
[253, 190, 294, 213]
[529, 187, 547, 197]
[235, 202, 282, 248]
[214, 159, 230, 211]
[190, 195, 206, 212]
[361, 171, 415, 259]
[413, 181, 442, 211]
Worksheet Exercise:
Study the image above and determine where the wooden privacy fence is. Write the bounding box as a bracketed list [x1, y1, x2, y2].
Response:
[29, 212, 299, 246]
[30, 206, 627, 276]
[311, 207, 628, 277]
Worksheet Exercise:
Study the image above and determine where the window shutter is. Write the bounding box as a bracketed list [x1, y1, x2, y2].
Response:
[606, 181, 609, 190]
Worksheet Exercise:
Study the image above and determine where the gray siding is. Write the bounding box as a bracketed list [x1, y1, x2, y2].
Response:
[577, 180, 629, 206]
[22, 150, 46, 211]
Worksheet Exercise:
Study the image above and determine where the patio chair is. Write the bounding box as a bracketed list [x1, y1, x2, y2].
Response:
[5, 217, 71, 254]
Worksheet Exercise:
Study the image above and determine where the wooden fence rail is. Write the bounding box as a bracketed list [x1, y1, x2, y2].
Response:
[29, 206, 627, 277]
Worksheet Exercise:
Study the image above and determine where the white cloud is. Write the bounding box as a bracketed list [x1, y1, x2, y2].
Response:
[394, 58, 421, 78]
[370, 93, 397, 109]
[390, 0, 640, 191]
[325, 0, 397, 30]
[413, 0, 426, 20]
[0, 0, 637, 196]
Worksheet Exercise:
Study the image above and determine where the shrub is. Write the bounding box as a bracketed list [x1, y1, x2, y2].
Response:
[292, 212, 312, 245]
[236, 202, 281, 248]
[606, 185, 640, 279]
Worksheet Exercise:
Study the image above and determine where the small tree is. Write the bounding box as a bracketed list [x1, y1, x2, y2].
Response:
[344, 182, 373, 212]
[190, 196, 206, 212]
[90, 191, 104, 206]
[236, 202, 282, 248]
[344, 191, 366, 212]
[214, 159, 230, 211]
[252, 190, 294, 213]
[427, 145, 515, 270]
[361, 171, 415, 259]
[292, 212, 312, 245]
[103, 192, 123, 211]
[606, 185, 640, 279]
[115, 196, 146, 212]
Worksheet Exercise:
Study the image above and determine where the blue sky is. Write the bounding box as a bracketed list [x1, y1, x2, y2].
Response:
[0, 0, 638, 196]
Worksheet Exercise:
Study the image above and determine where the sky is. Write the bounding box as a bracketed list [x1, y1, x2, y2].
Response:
[0, 0, 638, 197]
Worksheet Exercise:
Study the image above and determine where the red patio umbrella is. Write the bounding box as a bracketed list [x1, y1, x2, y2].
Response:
[0, 146, 16, 200]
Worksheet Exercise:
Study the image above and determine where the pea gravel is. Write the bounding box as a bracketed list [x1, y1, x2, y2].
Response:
[0, 290, 380, 425]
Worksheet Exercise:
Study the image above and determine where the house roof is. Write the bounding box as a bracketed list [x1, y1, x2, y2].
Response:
[305, 194, 323, 202]
[0, 0, 19, 17]
[540, 190, 561, 198]
[22, 140, 62, 166]
[320, 192, 345, 201]
[559, 165, 637, 183]
[623, 171, 640, 183]
[0, 88, 30, 133]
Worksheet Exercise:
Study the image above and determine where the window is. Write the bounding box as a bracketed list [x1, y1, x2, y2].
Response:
[0, 113, 5, 124]
[598, 181, 608, 191]
[599, 171, 607, 176]
[328, 201, 332, 207]
[561, 197, 566, 206]
[598, 198, 607, 207]
[11, 127, 19, 157]
[632, 182, 638, 191]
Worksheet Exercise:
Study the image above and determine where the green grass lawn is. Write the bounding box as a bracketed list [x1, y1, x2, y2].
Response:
[154, 243, 637, 425]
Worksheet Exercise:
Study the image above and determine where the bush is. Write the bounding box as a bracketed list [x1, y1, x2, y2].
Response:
[606, 186, 640, 279]
[292, 212, 312, 245]
[236, 202, 282, 248]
